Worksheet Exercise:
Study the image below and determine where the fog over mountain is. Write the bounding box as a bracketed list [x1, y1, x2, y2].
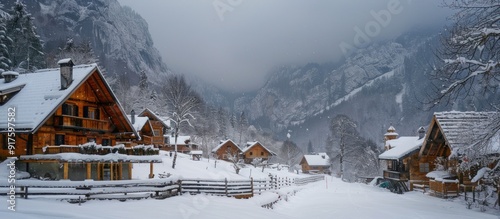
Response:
[118, 0, 452, 92]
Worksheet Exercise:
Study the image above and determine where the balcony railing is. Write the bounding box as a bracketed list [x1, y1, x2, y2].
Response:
[54, 115, 110, 132]
[383, 170, 409, 181]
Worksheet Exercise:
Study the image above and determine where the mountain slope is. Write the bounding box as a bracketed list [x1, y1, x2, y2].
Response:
[10, 0, 169, 84]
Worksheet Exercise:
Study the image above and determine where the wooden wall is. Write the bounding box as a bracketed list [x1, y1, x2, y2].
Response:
[243, 143, 271, 163]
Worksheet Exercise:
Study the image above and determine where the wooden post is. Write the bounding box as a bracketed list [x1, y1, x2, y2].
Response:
[110, 162, 114, 181]
[63, 162, 69, 180]
[225, 178, 228, 196]
[251, 177, 254, 197]
[118, 162, 123, 180]
[149, 162, 154, 179]
[178, 179, 182, 195]
[97, 163, 101, 180]
[86, 163, 91, 180]
[128, 163, 132, 180]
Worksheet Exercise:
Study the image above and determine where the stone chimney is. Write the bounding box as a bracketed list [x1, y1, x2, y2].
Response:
[418, 126, 426, 139]
[58, 58, 74, 90]
[2, 71, 19, 83]
[131, 109, 135, 124]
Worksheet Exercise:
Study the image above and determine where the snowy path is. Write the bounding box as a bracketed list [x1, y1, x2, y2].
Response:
[274, 177, 498, 219]
[1, 177, 497, 219]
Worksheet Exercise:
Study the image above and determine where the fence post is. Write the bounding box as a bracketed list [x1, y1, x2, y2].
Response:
[251, 177, 254, 197]
[178, 179, 182, 195]
[225, 178, 228, 196]
[275, 175, 278, 190]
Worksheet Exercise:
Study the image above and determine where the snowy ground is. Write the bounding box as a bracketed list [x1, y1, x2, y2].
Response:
[0, 153, 498, 218]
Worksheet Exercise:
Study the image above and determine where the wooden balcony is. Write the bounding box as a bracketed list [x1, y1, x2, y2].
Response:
[34, 145, 81, 154]
[54, 115, 110, 132]
[383, 170, 409, 181]
[429, 179, 459, 198]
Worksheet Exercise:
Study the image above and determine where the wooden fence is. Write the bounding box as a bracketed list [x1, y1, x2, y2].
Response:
[0, 175, 325, 202]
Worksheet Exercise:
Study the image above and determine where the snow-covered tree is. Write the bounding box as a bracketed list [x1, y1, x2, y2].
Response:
[279, 140, 303, 172]
[4, 1, 45, 72]
[224, 147, 242, 174]
[49, 38, 98, 67]
[0, 3, 10, 72]
[237, 111, 248, 145]
[307, 140, 314, 154]
[162, 75, 202, 169]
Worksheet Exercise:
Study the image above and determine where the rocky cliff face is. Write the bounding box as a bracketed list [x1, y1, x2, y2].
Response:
[10, 0, 169, 84]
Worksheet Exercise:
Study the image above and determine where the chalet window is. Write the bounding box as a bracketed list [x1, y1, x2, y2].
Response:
[261, 152, 264, 156]
[62, 103, 78, 116]
[153, 129, 160, 136]
[250, 152, 253, 156]
[55, 134, 65, 145]
[83, 106, 100, 120]
[102, 139, 110, 146]
[419, 163, 430, 173]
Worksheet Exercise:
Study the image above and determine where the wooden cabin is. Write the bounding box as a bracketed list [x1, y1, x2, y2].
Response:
[127, 110, 154, 145]
[378, 126, 426, 193]
[241, 141, 276, 164]
[211, 139, 242, 161]
[0, 59, 159, 180]
[138, 108, 170, 148]
[300, 153, 331, 174]
[418, 111, 497, 198]
[164, 135, 198, 153]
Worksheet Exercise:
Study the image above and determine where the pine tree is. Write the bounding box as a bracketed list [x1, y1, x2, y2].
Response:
[5, 1, 45, 72]
[307, 140, 314, 154]
[217, 107, 227, 139]
[0, 3, 10, 72]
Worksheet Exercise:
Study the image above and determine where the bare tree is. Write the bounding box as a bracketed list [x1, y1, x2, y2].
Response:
[225, 147, 242, 174]
[279, 140, 303, 172]
[163, 75, 202, 169]
[326, 115, 362, 181]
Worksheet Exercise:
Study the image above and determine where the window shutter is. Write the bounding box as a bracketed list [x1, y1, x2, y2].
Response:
[83, 106, 89, 118]
[62, 104, 68, 115]
[74, 106, 79, 117]
[95, 108, 100, 120]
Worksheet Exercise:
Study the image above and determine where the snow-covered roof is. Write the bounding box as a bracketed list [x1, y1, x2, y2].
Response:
[189, 150, 203, 155]
[302, 153, 330, 166]
[138, 108, 170, 129]
[387, 126, 396, 131]
[434, 111, 499, 152]
[379, 137, 424, 160]
[126, 115, 151, 133]
[57, 58, 73, 65]
[20, 153, 162, 163]
[0, 64, 97, 132]
[211, 139, 241, 153]
[169, 135, 191, 145]
[241, 141, 277, 155]
[425, 170, 456, 179]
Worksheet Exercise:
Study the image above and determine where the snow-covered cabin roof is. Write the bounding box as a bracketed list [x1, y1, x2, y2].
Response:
[20, 153, 162, 163]
[138, 108, 170, 129]
[0, 64, 137, 134]
[434, 111, 499, 152]
[301, 153, 330, 166]
[379, 137, 424, 160]
[126, 115, 152, 133]
[211, 139, 241, 153]
[241, 141, 277, 156]
[169, 135, 191, 145]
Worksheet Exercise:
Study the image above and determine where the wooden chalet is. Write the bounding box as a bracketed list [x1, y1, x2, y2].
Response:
[300, 153, 331, 174]
[211, 139, 242, 161]
[0, 59, 160, 180]
[241, 141, 276, 164]
[164, 135, 199, 153]
[127, 110, 154, 145]
[378, 126, 426, 193]
[138, 108, 170, 148]
[418, 111, 498, 198]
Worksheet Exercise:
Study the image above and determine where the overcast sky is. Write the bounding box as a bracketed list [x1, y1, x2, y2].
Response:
[117, 0, 452, 92]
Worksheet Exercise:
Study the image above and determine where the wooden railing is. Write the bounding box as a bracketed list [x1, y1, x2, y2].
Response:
[54, 115, 110, 132]
[383, 170, 409, 181]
